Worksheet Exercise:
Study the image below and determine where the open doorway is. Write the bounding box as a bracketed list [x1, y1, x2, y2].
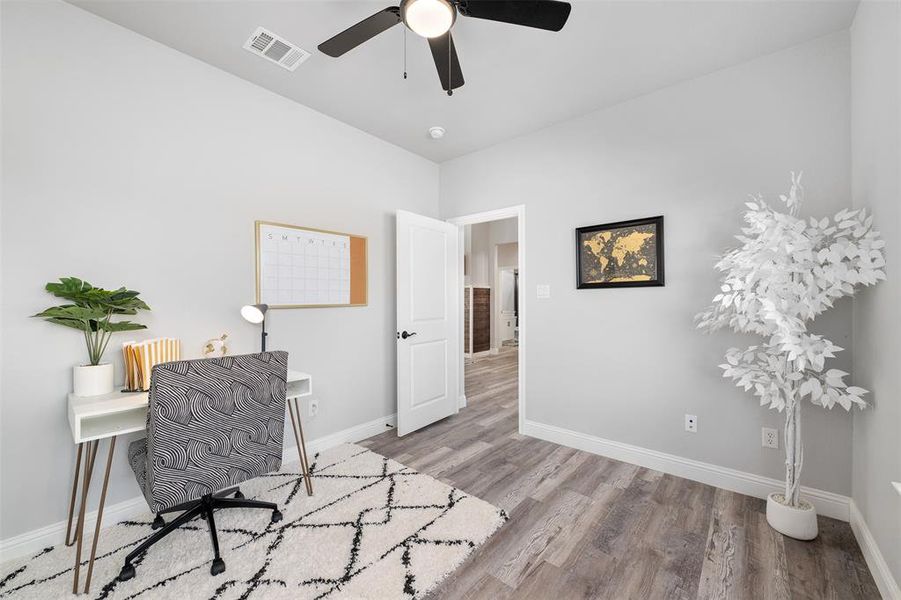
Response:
[449, 206, 525, 434]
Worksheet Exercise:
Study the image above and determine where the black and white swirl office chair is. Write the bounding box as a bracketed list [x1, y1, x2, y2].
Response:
[119, 351, 288, 581]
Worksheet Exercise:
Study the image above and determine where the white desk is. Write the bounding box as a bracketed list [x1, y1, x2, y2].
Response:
[64, 370, 313, 595]
[68, 370, 312, 443]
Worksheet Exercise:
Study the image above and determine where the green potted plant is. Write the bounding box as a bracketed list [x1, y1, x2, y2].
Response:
[33, 277, 151, 396]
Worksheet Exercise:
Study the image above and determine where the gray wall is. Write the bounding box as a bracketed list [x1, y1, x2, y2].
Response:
[851, 0, 901, 583]
[0, 1, 438, 540]
[440, 32, 856, 494]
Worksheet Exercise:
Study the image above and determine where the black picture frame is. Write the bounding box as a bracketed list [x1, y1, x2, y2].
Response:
[575, 216, 665, 289]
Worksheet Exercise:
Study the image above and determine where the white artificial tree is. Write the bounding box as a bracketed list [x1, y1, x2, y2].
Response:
[697, 173, 886, 508]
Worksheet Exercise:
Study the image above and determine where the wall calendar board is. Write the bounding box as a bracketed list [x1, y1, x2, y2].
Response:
[255, 221, 368, 308]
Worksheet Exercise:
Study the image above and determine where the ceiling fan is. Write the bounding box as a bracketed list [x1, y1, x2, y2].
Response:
[318, 0, 572, 95]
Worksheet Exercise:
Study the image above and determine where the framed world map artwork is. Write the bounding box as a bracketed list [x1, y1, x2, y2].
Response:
[576, 216, 665, 288]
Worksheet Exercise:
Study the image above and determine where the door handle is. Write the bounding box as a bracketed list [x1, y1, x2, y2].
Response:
[399, 330, 418, 340]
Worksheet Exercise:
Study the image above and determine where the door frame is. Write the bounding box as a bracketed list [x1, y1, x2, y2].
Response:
[447, 205, 526, 435]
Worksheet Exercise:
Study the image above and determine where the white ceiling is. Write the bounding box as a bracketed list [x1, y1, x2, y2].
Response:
[70, 1, 858, 162]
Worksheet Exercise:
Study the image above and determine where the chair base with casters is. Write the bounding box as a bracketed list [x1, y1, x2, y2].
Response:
[118, 486, 282, 582]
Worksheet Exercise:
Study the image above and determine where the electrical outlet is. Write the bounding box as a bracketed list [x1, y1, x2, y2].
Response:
[762, 427, 779, 449]
[684, 414, 697, 433]
[309, 400, 319, 418]
[536, 284, 551, 299]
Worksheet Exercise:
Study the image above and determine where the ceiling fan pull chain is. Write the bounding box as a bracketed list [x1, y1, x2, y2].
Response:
[403, 27, 407, 80]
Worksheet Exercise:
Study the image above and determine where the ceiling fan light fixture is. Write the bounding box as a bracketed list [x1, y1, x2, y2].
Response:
[402, 0, 456, 38]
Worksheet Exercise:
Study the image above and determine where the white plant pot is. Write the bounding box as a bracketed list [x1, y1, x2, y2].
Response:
[73, 363, 114, 397]
[766, 492, 818, 540]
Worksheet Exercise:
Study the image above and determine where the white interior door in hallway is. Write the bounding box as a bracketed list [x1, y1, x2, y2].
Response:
[395, 210, 460, 436]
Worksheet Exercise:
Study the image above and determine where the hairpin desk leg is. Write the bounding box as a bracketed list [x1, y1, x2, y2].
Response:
[295, 402, 313, 496]
[83, 436, 116, 594]
[65, 444, 85, 547]
[287, 399, 313, 496]
[72, 440, 98, 594]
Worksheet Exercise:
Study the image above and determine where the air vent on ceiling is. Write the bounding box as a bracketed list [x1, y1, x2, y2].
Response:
[243, 27, 310, 71]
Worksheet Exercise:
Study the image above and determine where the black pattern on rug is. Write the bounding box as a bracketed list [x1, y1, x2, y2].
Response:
[0, 444, 507, 600]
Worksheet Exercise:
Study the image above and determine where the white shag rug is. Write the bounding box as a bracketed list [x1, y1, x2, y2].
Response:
[0, 444, 506, 599]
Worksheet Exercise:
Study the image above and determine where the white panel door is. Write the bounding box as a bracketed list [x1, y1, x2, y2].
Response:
[396, 210, 459, 436]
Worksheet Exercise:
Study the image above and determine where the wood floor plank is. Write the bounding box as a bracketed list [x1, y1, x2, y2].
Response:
[367, 349, 880, 599]
[512, 561, 586, 599]
[491, 488, 593, 587]
[529, 448, 592, 501]
[744, 510, 792, 600]
[564, 545, 619, 599]
[542, 483, 621, 568]
[591, 468, 662, 557]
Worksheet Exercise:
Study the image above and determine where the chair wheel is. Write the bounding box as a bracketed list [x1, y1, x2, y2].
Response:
[234, 490, 244, 499]
[118, 563, 136, 582]
[210, 558, 225, 576]
[271, 509, 283, 523]
[152, 514, 166, 530]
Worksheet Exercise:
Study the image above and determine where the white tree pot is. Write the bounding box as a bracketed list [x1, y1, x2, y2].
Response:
[766, 492, 818, 540]
[73, 363, 114, 397]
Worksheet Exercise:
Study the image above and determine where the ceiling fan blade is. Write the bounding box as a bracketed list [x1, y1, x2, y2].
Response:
[428, 31, 464, 93]
[458, 1, 571, 32]
[318, 7, 401, 57]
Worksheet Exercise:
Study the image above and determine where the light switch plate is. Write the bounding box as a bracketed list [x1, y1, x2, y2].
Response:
[537, 284, 550, 299]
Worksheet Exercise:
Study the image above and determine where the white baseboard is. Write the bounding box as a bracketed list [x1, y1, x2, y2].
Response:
[0, 413, 397, 563]
[0, 496, 149, 565]
[850, 499, 901, 599]
[489, 348, 499, 356]
[282, 413, 396, 464]
[457, 394, 467, 409]
[522, 419, 850, 521]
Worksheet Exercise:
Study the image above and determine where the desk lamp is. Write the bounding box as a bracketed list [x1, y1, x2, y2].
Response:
[240, 303, 269, 352]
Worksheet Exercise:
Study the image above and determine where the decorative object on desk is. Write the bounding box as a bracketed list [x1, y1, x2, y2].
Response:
[255, 221, 368, 308]
[696, 173, 886, 540]
[202, 333, 230, 358]
[241, 304, 269, 351]
[122, 338, 181, 392]
[0, 444, 506, 600]
[576, 216, 664, 288]
[33, 277, 150, 397]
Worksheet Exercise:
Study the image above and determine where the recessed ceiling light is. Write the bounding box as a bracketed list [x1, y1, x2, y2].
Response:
[428, 126, 446, 139]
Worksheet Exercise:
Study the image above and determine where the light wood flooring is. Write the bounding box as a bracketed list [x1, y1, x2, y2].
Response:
[361, 349, 880, 599]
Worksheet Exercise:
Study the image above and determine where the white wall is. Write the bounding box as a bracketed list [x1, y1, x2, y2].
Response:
[463, 224, 472, 285]
[440, 32, 856, 494]
[485, 219, 517, 350]
[497, 241, 520, 343]
[850, 0, 901, 585]
[467, 222, 492, 287]
[497, 242, 518, 269]
[0, 0, 438, 540]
